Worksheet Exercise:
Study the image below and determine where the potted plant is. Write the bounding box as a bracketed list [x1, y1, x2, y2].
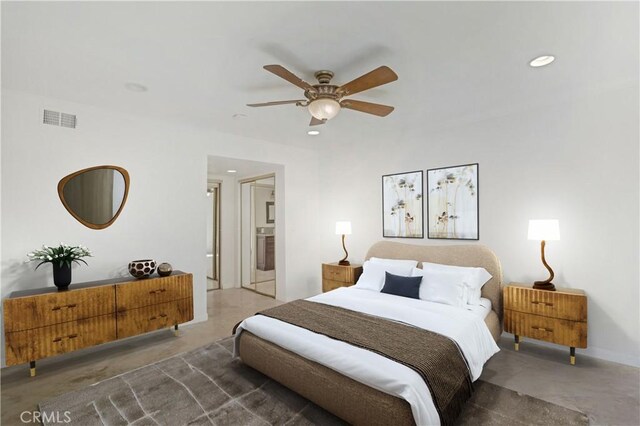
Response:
[27, 243, 92, 291]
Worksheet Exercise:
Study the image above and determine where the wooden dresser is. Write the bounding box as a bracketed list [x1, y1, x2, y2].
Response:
[503, 283, 587, 364]
[322, 263, 363, 292]
[257, 235, 275, 271]
[4, 272, 193, 376]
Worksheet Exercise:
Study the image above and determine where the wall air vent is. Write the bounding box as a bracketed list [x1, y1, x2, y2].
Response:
[60, 113, 77, 128]
[43, 109, 77, 129]
[43, 110, 60, 126]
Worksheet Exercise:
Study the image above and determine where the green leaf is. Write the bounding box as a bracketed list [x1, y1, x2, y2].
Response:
[75, 258, 88, 266]
[34, 261, 49, 270]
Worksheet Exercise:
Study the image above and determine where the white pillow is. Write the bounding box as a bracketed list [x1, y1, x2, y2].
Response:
[421, 262, 492, 306]
[355, 261, 414, 292]
[411, 267, 466, 307]
[369, 257, 419, 268]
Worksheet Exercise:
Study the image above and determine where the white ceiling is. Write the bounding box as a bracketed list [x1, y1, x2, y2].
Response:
[207, 155, 280, 179]
[2, 2, 637, 148]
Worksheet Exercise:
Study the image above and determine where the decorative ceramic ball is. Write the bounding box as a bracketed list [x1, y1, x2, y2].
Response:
[157, 262, 173, 277]
[128, 259, 157, 278]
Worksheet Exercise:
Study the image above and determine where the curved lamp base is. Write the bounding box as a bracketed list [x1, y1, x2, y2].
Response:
[533, 281, 556, 291]
[534, 240, 556, 292]
[338, 234, 350, 266]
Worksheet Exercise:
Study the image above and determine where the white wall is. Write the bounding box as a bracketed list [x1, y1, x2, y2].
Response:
[317, 86, 639, 366]
[0, 90, 322, 365]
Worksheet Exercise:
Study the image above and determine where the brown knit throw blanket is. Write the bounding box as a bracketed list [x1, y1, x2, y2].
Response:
[255, 299, 473, 426]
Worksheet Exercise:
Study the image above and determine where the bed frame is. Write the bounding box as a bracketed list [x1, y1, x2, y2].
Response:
[238, 241, 503, 425]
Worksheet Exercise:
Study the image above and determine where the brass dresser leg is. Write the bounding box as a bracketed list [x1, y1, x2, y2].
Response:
[570, 347, 576, 365]
[174, 324, 179, 336]
[514, 335, 520, 351]
[29, 361, 36, 377]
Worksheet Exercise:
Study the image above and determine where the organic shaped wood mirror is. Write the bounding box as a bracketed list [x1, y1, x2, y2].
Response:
[58, 165, 130, 230]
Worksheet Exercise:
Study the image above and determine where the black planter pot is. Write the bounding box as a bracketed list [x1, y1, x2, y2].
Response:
[53, 263, 72, 291]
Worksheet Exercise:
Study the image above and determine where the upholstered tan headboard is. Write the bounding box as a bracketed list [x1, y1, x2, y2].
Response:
[365, 241, 503, 321]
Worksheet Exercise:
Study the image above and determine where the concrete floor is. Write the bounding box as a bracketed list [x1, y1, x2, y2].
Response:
[2, 288, 638, 426]
[483, 338, 639, 425]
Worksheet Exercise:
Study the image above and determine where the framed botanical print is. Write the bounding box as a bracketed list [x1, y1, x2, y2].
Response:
[427, 163, 479, 240]
[382, 170, 424, 238]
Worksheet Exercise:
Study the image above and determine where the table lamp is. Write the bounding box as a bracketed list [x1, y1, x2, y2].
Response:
[335, 221, 352, 266]
[528, 219, 560, 291]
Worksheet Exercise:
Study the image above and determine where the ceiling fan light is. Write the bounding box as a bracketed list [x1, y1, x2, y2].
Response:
[529, 55, 555, 67]
[308, 99, 340, 120]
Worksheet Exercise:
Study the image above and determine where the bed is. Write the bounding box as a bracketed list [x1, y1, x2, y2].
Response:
[235, 241, 503, 425]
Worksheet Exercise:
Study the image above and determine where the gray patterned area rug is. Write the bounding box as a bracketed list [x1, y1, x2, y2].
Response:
[39, 337, 588, 426]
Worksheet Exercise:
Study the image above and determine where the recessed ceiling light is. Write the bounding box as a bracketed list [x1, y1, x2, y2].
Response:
[125, 82, 148, 92]
[529, 55, 555, 68]
[307, 130, 320, 136]
[227, 169, 237, 173]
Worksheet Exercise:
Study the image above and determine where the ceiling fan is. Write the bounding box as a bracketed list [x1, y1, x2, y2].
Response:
[247, 65, 398, 126]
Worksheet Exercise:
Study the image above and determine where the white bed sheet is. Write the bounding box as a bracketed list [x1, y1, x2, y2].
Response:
[234, 287, 499, 426]
[465, 297, 492, 318]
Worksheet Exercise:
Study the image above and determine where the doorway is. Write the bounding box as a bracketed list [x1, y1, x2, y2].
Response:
[240, 175, 276, 298]
[207, 181, 221, 290]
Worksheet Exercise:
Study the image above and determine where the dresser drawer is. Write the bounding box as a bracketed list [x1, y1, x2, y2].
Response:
[3, 286, 115, 332]
[116, 273, 193, 311]
[504, 286, 587, 321]
[117, 298, 193, 339]
[4, 314, 116, 365]
[504, 310, 587, 348]
[322, 279, 354, 292]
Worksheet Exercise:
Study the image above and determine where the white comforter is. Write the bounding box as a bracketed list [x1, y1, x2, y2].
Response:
[233, 287, 500, 426]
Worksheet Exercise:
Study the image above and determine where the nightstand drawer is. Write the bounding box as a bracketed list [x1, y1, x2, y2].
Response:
[321, 263, 362, 293]
[504, 310, 587, 348]
[504, 285, 587, 321]
[322, 264, 350, 283]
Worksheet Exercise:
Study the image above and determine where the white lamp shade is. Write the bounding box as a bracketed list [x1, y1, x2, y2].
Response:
[335, 221, 352, 235]
[308, 99, 340, 120]
[528, 220, 560, 241]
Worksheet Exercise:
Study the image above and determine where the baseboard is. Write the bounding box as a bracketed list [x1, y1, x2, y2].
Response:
[502, 332, 640, 367]
[582, 345, 640, 367]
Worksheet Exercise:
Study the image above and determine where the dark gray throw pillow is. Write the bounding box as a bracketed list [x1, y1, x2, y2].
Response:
[380, 272, 422, 299]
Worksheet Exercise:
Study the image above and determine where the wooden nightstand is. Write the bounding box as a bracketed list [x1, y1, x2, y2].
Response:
[504, 283, 587, 365]
[322, 263, 363, 292]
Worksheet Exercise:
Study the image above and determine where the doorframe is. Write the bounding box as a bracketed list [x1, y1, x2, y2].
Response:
[207, 180, 222, 290]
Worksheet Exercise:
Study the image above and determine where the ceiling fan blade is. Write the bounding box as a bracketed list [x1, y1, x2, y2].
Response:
[246, 100, 305, 107]
[337, 66, 398, 96]
[263, 65, 316, 92]
[309, 116, 326, 126]
[340, 99, 395, 117]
